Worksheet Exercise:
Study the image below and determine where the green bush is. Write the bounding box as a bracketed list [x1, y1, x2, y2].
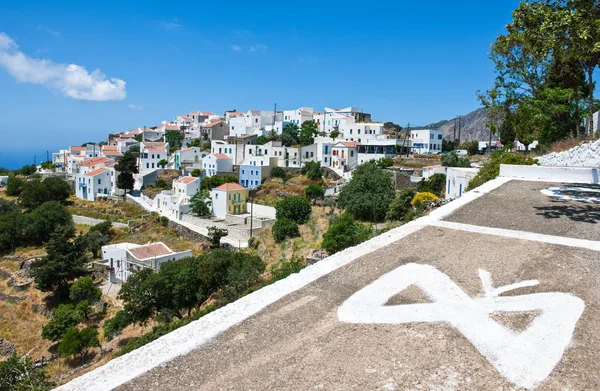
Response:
[269, 256, 305, 282]
[417, 173, 446, 197]
[467, 151, 537, 190]
[305, 184, 325, 201]
[337, 163, 395, 222]
[272, 218, 300, 242]
[271, 166, 286, 179]
[386, 189, 417, 221]
[302, 161, 322, 181]
[441, 152, 471, 168]
[41, 304, 82, 342]
[275, 196, 312, 224]
[191, 169, 201, 177]
[375, 157, 394, 169]
[322, 213, 370, 254]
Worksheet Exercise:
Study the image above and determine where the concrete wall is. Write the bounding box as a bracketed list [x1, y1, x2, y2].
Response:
[500, 164, 600, 184]
[246, 203, 276, 218]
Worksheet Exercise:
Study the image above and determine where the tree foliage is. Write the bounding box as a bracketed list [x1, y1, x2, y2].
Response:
[441, 152, 471, 168]
[58, 327, 100, 365]
[0, 354, 54, 391]
[5, 174, 24, 196]
[115, 151, 139, 194]
[281, 123, 300, 147]
[19, 177, 70, 210]
[189, 191, 211, 216]
[32, 226, 88, 294]
[270, 166, 286, 179]
[207, 226, 228, 248]
[299, 121, 319, 146]
[272, 218, 300, 242]
[417, 173, 446, 197]
[70, 276, 102, 304]
[275, 196, 312, 224]
[467, 151, 537, 190]
[322, 213, 370, 254]
[387, 189, 417, 221]
[337, 163, 395, 222]
[41, 304, 82, 342]
[305, 184, 325, 201]
[200, 175, 238, 191]
[165, 130, 184, 151]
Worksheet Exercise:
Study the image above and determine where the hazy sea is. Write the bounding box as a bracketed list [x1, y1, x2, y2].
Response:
[0, 148, 59, 170]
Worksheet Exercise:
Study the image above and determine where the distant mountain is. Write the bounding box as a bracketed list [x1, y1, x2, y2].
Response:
[414, 108, 500, 142]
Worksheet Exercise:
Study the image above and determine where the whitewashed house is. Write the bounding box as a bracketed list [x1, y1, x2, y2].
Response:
[202, 154, 233, 177]
[174, 147, 205, 169]
[210, 183, 248, 218]
[140, 142, 169, 174]
[239, 156, 278, 189]
[75, 167, 115, 201]
[102, 242, 193, 283]
[410, 129, 443, 154]
[211, 140, 244, 165]
[422, 165, 447, 179]
[173, 176, 200, 198]
[445, 167, 480, 199]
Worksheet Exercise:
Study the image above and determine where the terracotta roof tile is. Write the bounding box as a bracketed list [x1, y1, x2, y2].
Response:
[128, 243, 173, 260]
[176, 177, 198, 184]
[85, 168, 110, 177]
[212, 154, 231, 159]
[214, 183, 246, 191]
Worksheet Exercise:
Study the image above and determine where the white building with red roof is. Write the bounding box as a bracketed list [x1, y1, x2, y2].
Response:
[152, 176, 201, 220]
[202, 153, 233, 177]
[101, 242, 192, 283]
[331, 141, 359, 173]
[140, 142, 169, 174]
[75, 166, 115, 201]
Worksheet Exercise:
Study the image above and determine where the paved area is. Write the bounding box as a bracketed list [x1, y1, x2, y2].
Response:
[72, 215, 128, 229]
[59, 178, 600, 391]
[444, 181, 600, 242]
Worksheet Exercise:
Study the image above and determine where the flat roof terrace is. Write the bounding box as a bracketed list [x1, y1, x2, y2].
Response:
[58, 168, 600, 391]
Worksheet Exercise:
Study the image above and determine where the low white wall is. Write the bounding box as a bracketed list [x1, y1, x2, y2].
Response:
[246, 203, 276, 218]
[500, 164, 600, 184]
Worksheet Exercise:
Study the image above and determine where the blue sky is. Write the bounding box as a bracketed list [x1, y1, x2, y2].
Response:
[0, 0, 520, 160]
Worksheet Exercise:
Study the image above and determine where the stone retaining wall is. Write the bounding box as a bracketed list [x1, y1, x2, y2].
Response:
[537, 139, 600, 167]
[0, 338, 16, 356]
[167, 220, 210, 242]
[0, 292, 27, 304]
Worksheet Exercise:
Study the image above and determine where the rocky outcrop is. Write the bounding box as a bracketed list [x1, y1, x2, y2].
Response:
[419, 108, 500, 142]
[537, 139, 600, 167]
[0, 339, 16, 356]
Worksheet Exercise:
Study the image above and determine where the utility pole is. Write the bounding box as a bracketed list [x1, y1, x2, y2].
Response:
[273, 103, 277, 129]
[457, 116, 462, 148]
[249, 196, 254, 238]
[453, 119, 457, 149]
[404, 123, 411, 157]
[46, 150, 49, 164]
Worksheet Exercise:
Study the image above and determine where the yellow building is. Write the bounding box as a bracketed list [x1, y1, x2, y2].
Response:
[210, 183, 248, 218]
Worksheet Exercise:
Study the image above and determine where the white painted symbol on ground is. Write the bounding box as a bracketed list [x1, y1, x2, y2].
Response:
[541, 186, 600, 203]
[338, 263, 584, 390]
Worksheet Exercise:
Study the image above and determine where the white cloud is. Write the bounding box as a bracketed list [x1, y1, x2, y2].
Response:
[128, 104, 144, 111]
[160, 19, 182, 29]
[249, 44, 267, 53]
[231, 44, 242, 51]
[38, 25, 61, 37]
[0, 32, 126, 101]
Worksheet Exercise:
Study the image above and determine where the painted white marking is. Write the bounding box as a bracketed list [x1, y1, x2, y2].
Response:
[478, 269, 539, 298]
[432, 220, 600, 252]
[541, 186, 600, 203]
[52, 177, 523, 391]
[338, 264, 585, 390]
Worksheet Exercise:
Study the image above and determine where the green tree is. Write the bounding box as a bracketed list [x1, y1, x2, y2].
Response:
[253, 135, 268, 145]
[417, 173, 446, 197]
[84, 230, 109, 258]
[76, 300, 93, 320]
[322, 213, 370, 254]
[305, 184, 325, 202]
[191, 168, 201, 177]
[189, 191, 211, 216]
[272, 218, 300, 242]
[207, 226, 228, 248]
[5, 174, 24, 196]
[0, 198, 19, 215]
[329, 129, 341, 139]
[459, 140, 480, 156]
[281, 123, 300, 147]
[269, 257, 305, 282]
[375, 157, 394, 169]
[441, 139, 455, 152]
[41, 304, 82, 342]
[275, 196, 312, 224]
[70, 276, 102, 304]
[271, 166, 286, 179]
[32, 226, 88, 295]
[303, 161, 322, 181]
[337, 163, 395, 222]
[118, 269, 163, 324]
[299, 121, 319, 146]
[158, 159, 168, 168]
[88, 220, 112, 238]
[386, 189, 417, 221]
[58, 327, 100, 365]
[19, 177, 70, 210]
[103, 310, 132, 340]
[165, 130, 184, 152]
[0, 354, 54, 391]
[22, 201, 74, 247]
[441, 152, 471, 168]
[477, 85, 502, 154]
[115, 151, 139, 195]
[467, 151, 537, 190]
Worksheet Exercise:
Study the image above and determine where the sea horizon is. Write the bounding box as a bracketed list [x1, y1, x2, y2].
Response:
[0, 148, 60, 170]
